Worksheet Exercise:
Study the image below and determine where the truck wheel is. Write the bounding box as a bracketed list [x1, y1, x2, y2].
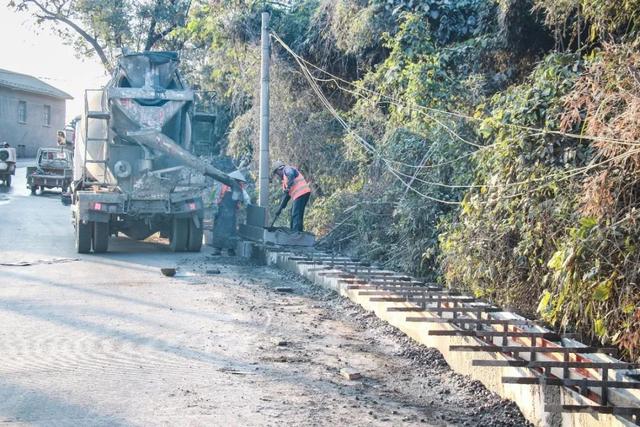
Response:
[187, 218, 203, 252]
[75, 219, 92, 254]
[30, 186, 36, 195]
[5, 175, 10, 187]
[93, 222, 109, 253]
[169, 217, 188, 252]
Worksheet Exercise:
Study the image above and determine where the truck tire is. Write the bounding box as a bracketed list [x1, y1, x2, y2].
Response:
[76, 218, 92, 254]
[169, 217, 188, 252]
[30, 186, 36, 195]
[187, 218, 203, 252]
[93, 222, 109, 253]
[5, 175, 10, 187]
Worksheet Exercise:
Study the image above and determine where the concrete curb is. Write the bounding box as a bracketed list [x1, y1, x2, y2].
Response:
[264, 249, 639, 427]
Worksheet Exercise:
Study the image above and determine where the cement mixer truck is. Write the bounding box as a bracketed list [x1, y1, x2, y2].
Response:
[69, 51, 238, 254]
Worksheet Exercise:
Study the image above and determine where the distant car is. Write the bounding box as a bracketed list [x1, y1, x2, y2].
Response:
[0, 145, 17, 187]
[27, 147, 73, 194]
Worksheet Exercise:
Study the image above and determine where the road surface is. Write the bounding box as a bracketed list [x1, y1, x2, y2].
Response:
[0, 164, 528, 426]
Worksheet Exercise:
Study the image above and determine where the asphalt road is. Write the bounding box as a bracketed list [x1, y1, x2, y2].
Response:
[0, 164, 527, 426]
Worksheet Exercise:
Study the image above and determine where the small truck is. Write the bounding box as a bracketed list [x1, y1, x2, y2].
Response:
[0, 145, 16, 187]
[27, 147, 73, 194]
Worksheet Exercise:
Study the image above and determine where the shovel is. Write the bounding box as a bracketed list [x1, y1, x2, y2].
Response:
[266, 211, 280, 232]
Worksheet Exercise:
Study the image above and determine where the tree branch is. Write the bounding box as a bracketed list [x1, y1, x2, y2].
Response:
[145, 0, 192, 51]
[143, 0, 161, 51]
[19, 0, 112, 71]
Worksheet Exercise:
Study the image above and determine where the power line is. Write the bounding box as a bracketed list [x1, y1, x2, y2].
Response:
[392, 148, 638, 193]
[272, 33, 640, 148]
[279, 35, 461, 204]
[270, 33, 640, 204]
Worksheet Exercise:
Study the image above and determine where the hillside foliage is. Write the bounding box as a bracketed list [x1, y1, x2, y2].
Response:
[175, 0, 640, 359]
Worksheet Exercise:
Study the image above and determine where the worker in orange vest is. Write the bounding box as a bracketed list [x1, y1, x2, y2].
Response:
[211, 170, 251, 255]
[271, 160, 311, 232]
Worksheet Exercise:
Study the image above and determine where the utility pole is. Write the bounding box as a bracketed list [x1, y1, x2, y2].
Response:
[258, 11, 270, 223]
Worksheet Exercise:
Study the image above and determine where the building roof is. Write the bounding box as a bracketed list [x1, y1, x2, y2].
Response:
[0, 68, 72, 100]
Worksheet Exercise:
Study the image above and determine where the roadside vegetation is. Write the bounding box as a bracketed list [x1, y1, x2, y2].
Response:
[15, 0, 640, 361]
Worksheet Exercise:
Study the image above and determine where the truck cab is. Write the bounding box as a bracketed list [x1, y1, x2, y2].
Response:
[27, 147, 73, 194]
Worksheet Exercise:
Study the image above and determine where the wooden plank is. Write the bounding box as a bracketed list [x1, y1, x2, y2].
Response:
[406, 317, 531, 325]
[387, 301, 500, 320]
[473, 360, 637, 369]
[288, 256, 352, 261]
[415, 306, 500, 313]
[545, 405, 640, 415]
[358, 289, 453, 296]
[432, 330, 560, 339]
[345, 281, 427, 286]
[386, 306, 427, 312]
[339, 274, 415, 281]
[504, 377, 640, 389]
[348, 285, 428, 291]
[452, 345, 617, 354]
[371, 296, 475, 303]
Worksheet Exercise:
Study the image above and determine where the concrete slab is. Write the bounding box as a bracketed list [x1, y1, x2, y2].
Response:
[239, 224, 315, 247]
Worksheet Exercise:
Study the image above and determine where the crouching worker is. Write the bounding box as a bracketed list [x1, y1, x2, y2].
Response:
[271, 160, 311, 232]
[211, 170, 251, 255]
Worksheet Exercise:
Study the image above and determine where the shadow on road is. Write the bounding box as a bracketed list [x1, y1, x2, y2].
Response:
[0, 379, 130, 426]
[3, 268, 239, 325]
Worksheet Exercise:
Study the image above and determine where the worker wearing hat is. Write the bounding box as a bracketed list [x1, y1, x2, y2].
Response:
[211, 170, 251, 255]
[57, 130, 66, 146]
[271, 160, 311, 231]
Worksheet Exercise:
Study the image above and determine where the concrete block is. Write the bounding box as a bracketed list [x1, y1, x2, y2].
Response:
[239, 224, 316, 247]
[246, 204, 266, 227]
[236, 240, 253, 258]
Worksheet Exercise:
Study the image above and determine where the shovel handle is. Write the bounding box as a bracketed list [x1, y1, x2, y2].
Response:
[270, 212, 280, 228]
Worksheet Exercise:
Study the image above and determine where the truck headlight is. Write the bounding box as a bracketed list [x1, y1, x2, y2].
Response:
[0, 161, 7, 171]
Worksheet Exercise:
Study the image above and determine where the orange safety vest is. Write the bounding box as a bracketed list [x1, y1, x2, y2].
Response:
[283, 169, 311, 200]
[216, 183, 245, 206]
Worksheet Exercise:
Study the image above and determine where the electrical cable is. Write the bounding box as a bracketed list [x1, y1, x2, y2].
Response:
[270, 32, 640, 204]
[272, 33, 640, 148]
